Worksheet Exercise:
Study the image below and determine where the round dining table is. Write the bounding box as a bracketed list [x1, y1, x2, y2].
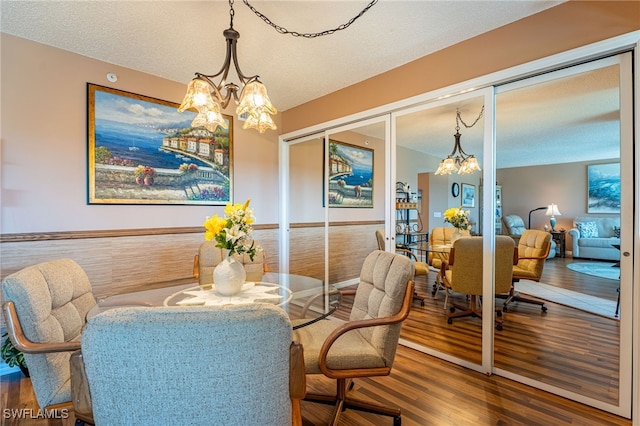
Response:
[88, 272, 341, 329]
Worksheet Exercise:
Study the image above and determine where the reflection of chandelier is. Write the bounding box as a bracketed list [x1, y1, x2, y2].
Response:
[435, 106, 484, 175]
[178, 0, 277, 133]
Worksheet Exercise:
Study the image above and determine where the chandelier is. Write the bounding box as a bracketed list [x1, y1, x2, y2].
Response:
[178, 0, 277, 133]
[178, 0, 379, 134]
[434, 106, 484, 175]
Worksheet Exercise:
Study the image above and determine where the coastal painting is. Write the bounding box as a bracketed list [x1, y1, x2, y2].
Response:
[588, 163, 620, 213]
[327, 140, 373, 208]
[87, 84, 232, 205]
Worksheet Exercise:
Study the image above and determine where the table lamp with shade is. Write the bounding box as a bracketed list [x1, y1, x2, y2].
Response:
[546, 203, 562, 231]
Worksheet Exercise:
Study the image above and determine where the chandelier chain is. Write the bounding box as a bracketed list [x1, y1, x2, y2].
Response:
[456, 105, 485, 130]
[241, 0, 378, 38]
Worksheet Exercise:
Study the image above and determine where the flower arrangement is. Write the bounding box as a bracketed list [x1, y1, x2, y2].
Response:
[134, 165, 156, 178]
[203, 199, 261, 260]
[443, 207, 471, 231]
[179, 163, 199, 173]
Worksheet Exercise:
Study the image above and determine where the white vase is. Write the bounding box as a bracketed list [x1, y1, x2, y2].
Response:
[213, 256, 246, 296]
[450, 229, 463, 244]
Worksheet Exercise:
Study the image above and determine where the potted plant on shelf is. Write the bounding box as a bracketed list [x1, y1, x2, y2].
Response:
[1, 332, 28, 377]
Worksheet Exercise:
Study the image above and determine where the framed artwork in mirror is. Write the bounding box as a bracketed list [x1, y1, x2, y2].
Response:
[461, 183, 475, 208]
[326, 140, 373, 208]
[587, 163, 620, 213]
[87, 83, 233, 205]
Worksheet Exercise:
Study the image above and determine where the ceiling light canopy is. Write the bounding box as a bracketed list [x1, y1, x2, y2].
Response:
[178, 0, 277, 133]
[435, 106, 484, 176]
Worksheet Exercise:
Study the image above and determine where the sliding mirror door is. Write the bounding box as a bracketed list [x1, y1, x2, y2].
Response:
[393, 90, 492, 370]
[494, 53, 632, 416]
[281, 133, 327, 280]
[325, 117, 389, 290]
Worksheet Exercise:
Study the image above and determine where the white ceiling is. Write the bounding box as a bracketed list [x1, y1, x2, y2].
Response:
[1, 0, 621, 168]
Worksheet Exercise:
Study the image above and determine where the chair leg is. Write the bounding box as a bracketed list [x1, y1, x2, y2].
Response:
[304, 378, 402, 425]
[499, 283, 547, 312]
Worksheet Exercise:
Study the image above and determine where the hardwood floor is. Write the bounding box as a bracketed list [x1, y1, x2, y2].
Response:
[1, 257, 628, 425]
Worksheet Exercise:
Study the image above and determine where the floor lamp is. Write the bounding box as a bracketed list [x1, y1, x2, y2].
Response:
[528, 206, 546, 229]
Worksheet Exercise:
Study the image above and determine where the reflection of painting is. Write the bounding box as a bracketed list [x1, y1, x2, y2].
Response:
[588, 163, 620, 213]
[461, 183, 475, 208]
[327, 140, 373, 208]
[88, 83, 232, 205]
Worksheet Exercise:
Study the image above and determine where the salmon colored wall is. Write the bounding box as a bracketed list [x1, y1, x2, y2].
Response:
[281, 1, 640, 133]
[0, 34, 281, 234]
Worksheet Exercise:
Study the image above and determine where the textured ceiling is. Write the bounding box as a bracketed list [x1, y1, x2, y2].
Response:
[1, 1, 620, 168]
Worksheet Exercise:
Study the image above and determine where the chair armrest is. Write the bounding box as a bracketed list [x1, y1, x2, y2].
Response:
[317, 281, 414, 380]
[2, 302, 81, 354]
[193, 254, 200, 279]
[289, 341, 305, 426]
[395, 248, 418, 262]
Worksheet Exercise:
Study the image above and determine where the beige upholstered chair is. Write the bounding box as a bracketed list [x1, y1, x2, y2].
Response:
[1, 259, 96, 415]
[193, 240, 267, 287]
[441, 236, 515, 330]
[429, 227, 470, 300]
[376, 229, 427, 306]
[293, 250, 415, 425]
[501, 229, 551, 312]
[502, 214, 556, 259]
[81, 304, 305, 426]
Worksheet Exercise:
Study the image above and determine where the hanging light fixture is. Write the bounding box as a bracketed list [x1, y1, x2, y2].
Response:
[178, 0, 277, 133]
[435, 106, 484, 175]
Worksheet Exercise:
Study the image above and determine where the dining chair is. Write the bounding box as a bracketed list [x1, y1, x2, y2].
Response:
[375, 229, 426, 306]
[81, 304, 305, 426]
[501, 229, 551, 312]
[193, 240, 268, 287]
[441, 236, 515, 330]
[429, 227, 470, 302]
[502, 214, 556, 259]
[1, 258, 96, 422]
[293, 250, 414, 426]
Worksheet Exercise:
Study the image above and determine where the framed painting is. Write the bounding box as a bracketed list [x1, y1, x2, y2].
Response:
[87, 83, 233, 205]
[588, 163, 620, 213]
[461, 183, 475, 208]
[326, 140, 373, 208]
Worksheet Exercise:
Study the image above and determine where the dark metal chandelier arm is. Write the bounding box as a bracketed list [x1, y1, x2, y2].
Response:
[242, 0, 379, 38]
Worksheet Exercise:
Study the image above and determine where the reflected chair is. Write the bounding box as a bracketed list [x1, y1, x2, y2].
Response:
[429, 227, 470, 303]
[194, 240, 268, 287]
[81, 304, 305, 426]
[501, 229, 551, 312]
[502, 214, 556, 259]
[376, 229, 426, 306]
[441, 236, 515, 330]
[293, 250, 414, 426]
[1, 259, 96, 424]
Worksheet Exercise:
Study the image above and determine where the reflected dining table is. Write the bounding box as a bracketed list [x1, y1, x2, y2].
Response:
[88, 272, 342, 329]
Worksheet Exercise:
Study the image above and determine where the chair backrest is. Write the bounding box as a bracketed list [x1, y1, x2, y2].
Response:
[516, 229, 551, 279]
[1, 259, 96, 408]
[502, 215, 527, 236]
[198, 240, 265, 286]
[375, 229, 385, 250]
[428, 227, 470, 268]
[350, 250, 414, 367]
[82, 304, 293, 425]
[446, 236, 514, 296]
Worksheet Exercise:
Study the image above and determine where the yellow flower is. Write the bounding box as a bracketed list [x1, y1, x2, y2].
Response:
[203, 215, 226, 241]
[443, 207, 458, 221]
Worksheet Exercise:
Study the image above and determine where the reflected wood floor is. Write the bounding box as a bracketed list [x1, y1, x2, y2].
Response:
[1, 258, 629, 425]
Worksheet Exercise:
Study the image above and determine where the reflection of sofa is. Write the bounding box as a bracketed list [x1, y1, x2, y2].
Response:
[568, 216, 620, 261]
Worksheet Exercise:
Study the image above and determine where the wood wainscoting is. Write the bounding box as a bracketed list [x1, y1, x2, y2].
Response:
[0, 221, 382, 326]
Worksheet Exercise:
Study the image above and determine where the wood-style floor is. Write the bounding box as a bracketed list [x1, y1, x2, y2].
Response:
[1, 257, 629, 425]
